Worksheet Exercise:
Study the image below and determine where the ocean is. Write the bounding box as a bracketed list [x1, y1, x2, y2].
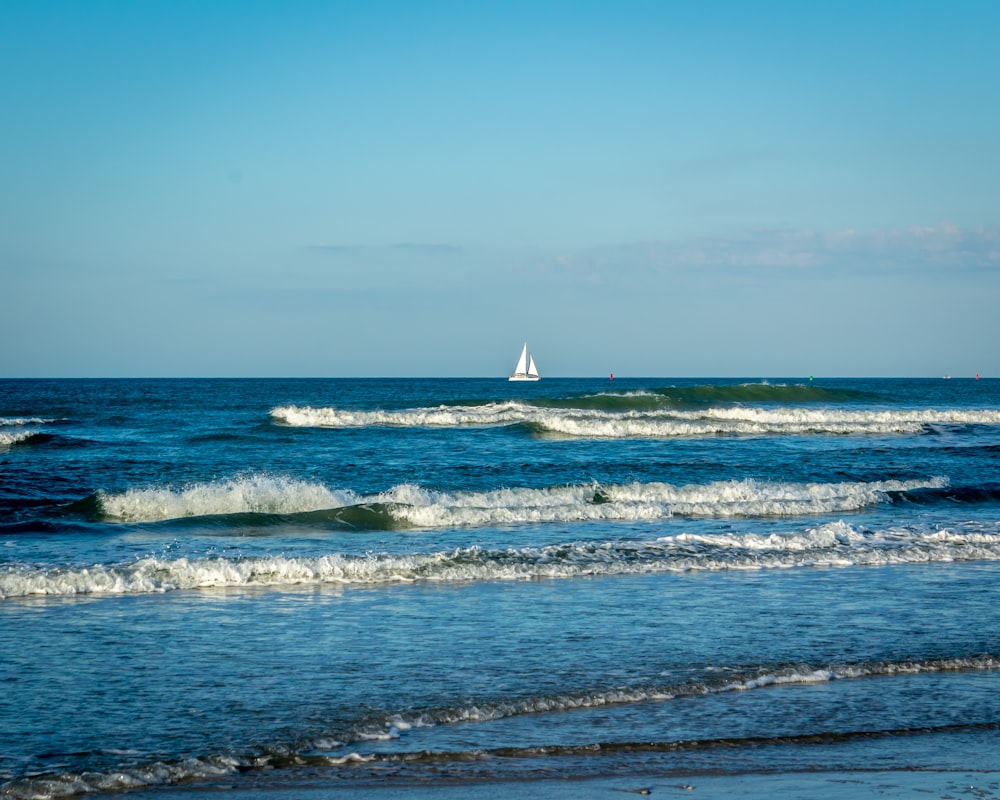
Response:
[2, 377, 999, 798]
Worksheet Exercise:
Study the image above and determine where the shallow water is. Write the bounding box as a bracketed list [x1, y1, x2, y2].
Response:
[2, 377, 998, 796]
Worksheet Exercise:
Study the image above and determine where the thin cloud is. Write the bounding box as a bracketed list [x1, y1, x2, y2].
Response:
[548, 224, 1000, 277]
[303, 243, 357, 253]
[390, 242, 462, 253]
[303, 242, 462, 253]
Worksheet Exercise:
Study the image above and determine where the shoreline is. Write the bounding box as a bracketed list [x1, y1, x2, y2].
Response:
[118, 769, 1000, 800]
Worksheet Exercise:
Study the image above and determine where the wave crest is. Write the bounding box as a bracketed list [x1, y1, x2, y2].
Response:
[87, 475, 948, 526]
[0, 416, 60, 426]
[0, 430, 40, 447]
[6, 517, 1000, 598]
[271, 403, 527, 429]
[271, 402, 1000, 439]
[96, 475, 359, 522]
[384, 477, 948, 528]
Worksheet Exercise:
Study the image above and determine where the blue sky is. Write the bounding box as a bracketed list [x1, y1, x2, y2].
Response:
[2, 1, 998, 377]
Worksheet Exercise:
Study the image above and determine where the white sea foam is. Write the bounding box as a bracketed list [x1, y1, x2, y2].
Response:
[4, 654, 995, 800]
[5, 517, 1000, 598]
[92, 475, 947, 525]
[271, 402, 527, 429]
[0, 430, 37, 447]
[343, 654, 1000, 735]
[387, 477, 949, 528]
[0, 755, 241, 800]
[1, 415, 62, 447]
[0, 416, 57, 426]
[271, 403, 1000, 438]
[96, 475, 359, 522]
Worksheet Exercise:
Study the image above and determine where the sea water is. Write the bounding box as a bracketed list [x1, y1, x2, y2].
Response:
[1, 377, 998, 796]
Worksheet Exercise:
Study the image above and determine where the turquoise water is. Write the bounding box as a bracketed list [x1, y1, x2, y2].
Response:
[2, 378, 999, 796]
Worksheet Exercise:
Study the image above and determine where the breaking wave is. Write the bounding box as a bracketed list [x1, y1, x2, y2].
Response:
[271, 401, 1000, 438]
[87, 475, 949, 525]
[0, 416, 60, 426]
[0, 416, 62, 448]
[5, 517, 1000, 598]
[94, 475, 359, 522]
[0, 429, 41, 447]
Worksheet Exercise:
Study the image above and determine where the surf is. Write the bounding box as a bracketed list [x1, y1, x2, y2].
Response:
[0, 429, 45, 447]
[0, 416, 70, 449]
[2, 653, 997, 800]
[271, 401, 1000, 439]
[82, 474, 951, 526]
[93, 475, 361, 522]
[6, 516, 1000, 598]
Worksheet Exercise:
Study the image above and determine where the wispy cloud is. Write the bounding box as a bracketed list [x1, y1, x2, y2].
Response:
[297, 226, 999, 292]
[390, 242, 462, 253]
[546, 224, 1000, 278]
[303, 242, 462, 254]
[303, 243, 357, 253]
[823, 224, 1000, 266]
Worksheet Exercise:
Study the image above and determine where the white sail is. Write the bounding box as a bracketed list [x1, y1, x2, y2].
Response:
[509, 342, 541, 381]
[514, 343, 528, 375]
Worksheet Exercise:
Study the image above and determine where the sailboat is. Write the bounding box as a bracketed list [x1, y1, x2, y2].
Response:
[508, 342, 540, 382]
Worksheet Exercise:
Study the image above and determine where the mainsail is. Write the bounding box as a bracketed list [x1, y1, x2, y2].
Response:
[509, 343, 541, 381]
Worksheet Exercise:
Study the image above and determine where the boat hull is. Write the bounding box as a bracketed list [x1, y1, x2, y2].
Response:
[508, 374, 541, 382]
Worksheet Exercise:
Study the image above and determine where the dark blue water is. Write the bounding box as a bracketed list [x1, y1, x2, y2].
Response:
[2, 378, 999, 797]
